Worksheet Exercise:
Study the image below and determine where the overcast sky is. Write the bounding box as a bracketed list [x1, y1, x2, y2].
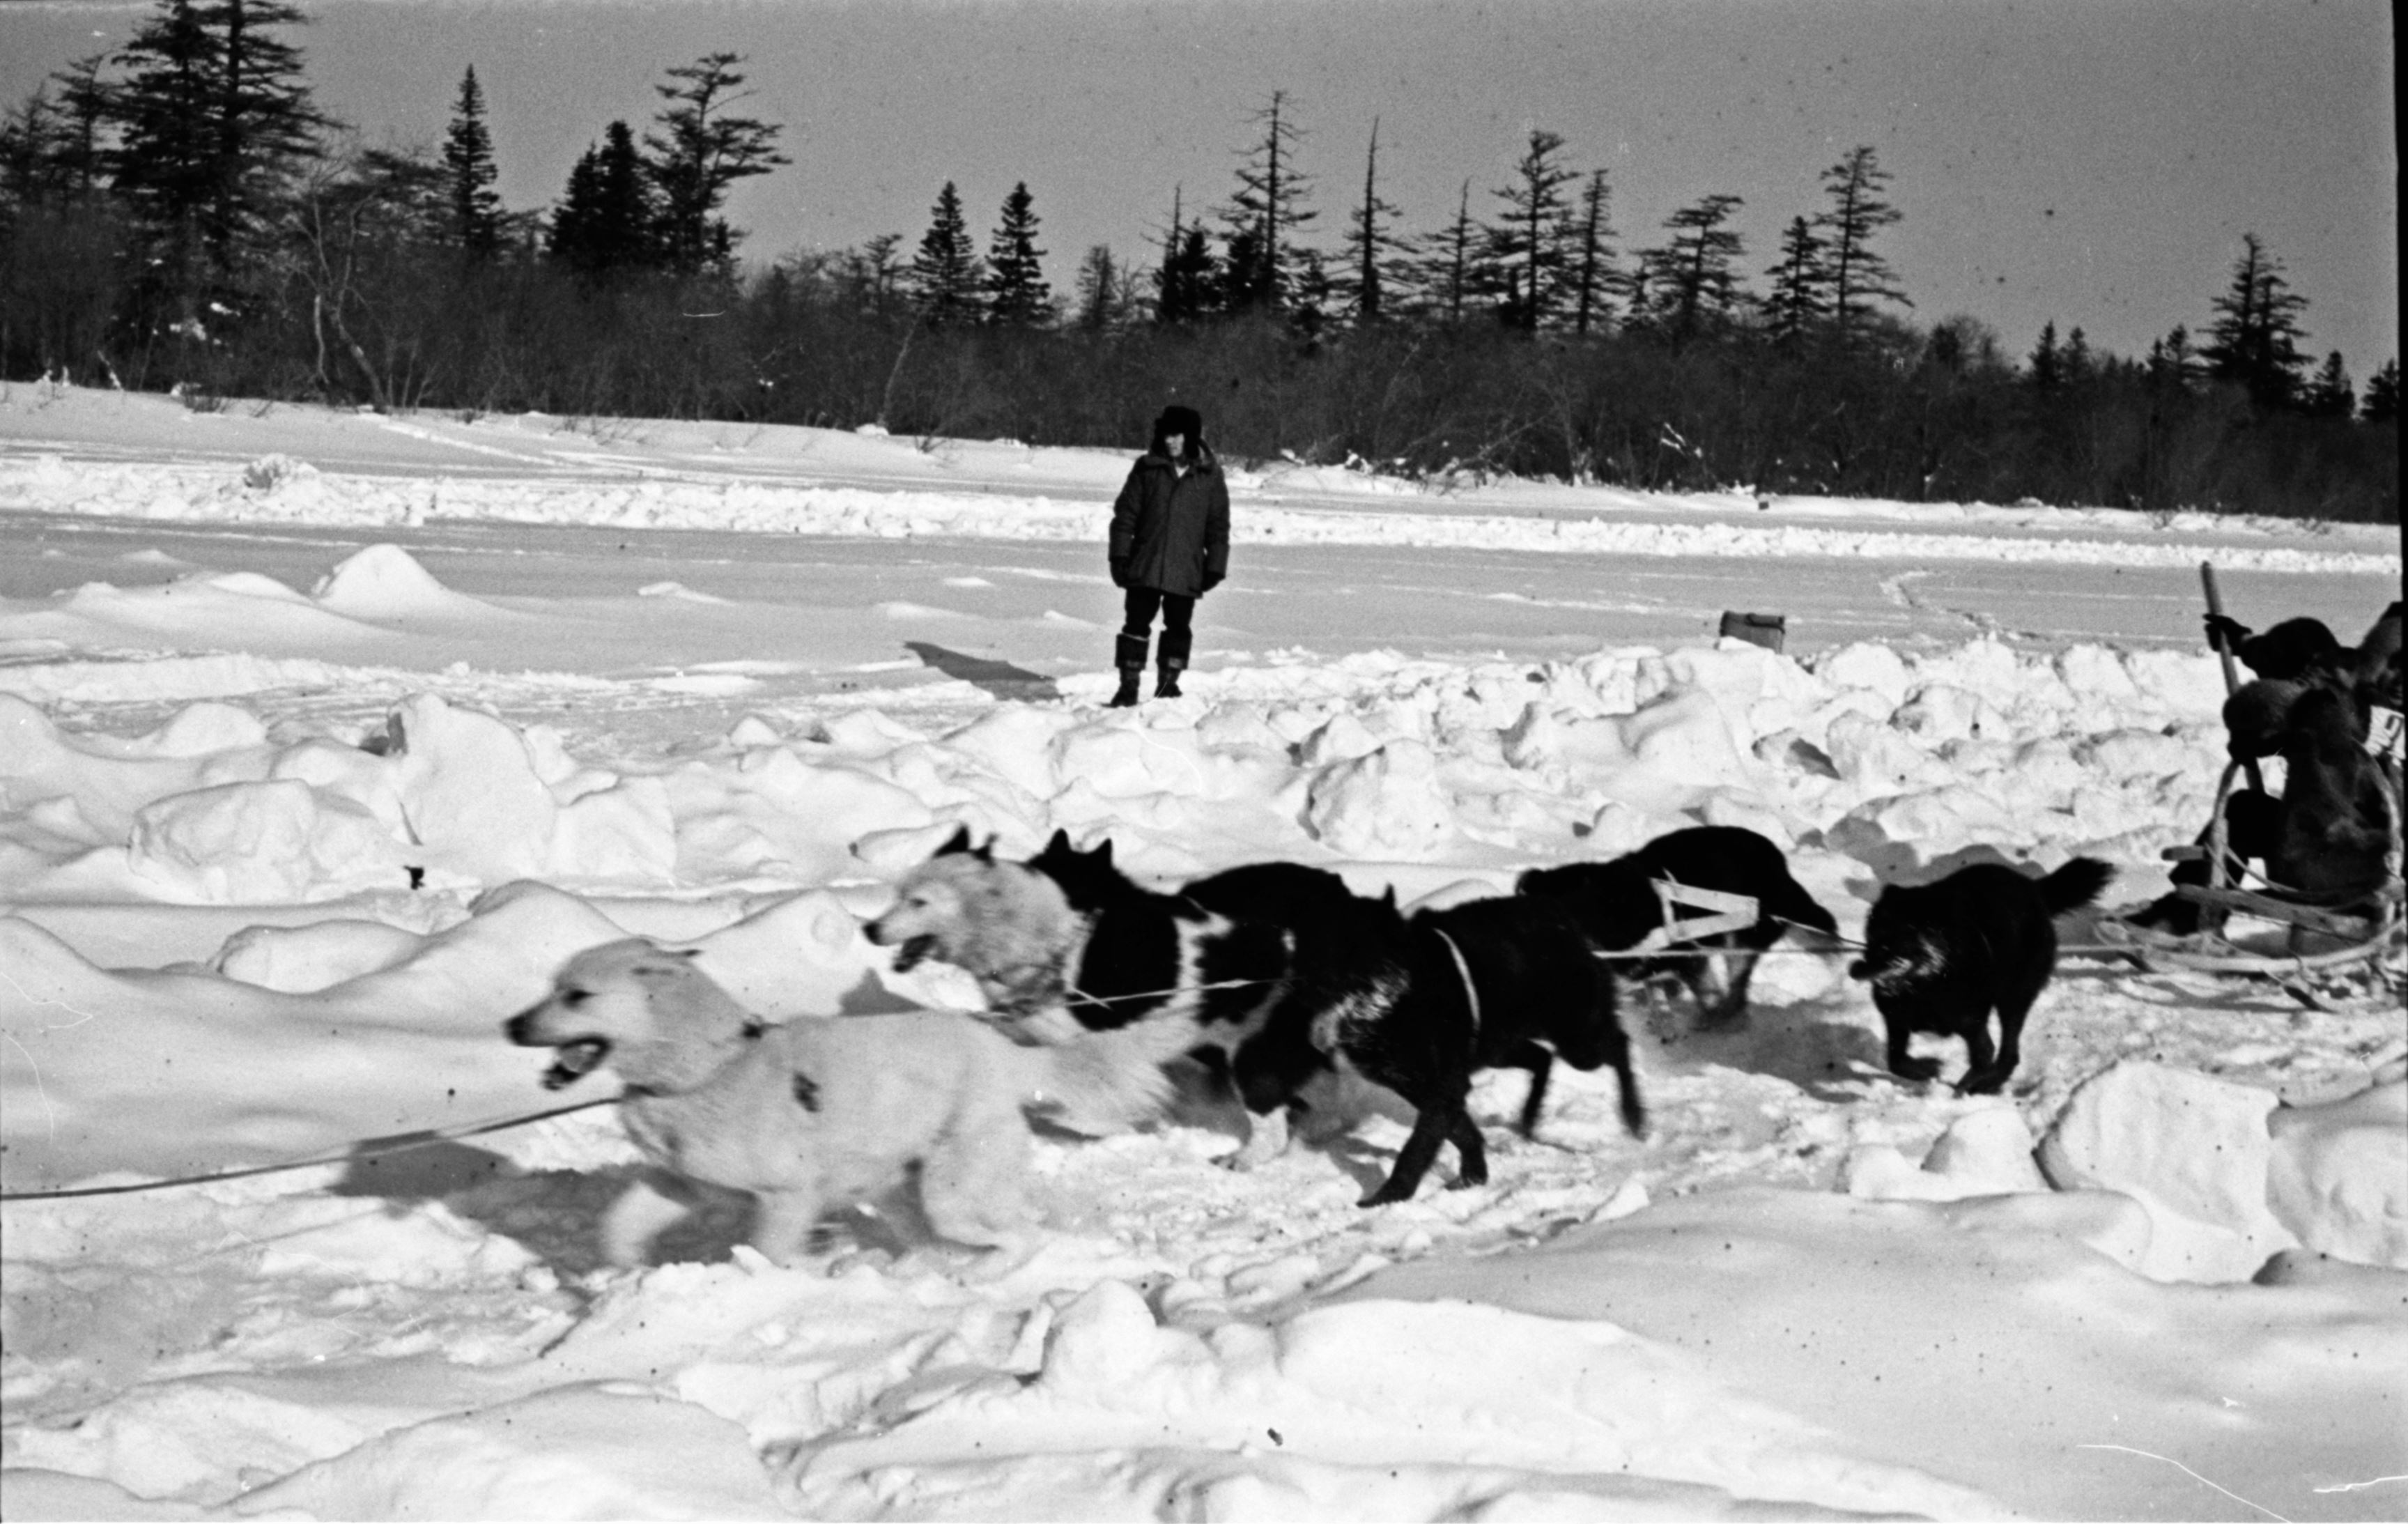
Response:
[6, 0, 2397, 378]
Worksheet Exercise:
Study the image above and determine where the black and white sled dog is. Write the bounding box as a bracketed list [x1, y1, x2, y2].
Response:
[1185, 861, 1647, 1206]
[504, 938, 1117, 1266]
[1849, 856, 2115, 1095]
[1516, 824, 1839, 1031]
[864, 827, 1297, 1164]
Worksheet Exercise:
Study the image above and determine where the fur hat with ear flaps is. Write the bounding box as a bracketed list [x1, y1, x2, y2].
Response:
[1150, 404, 1204, 458]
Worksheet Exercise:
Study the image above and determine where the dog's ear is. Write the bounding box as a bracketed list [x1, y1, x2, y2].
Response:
[1093, 838, 1114, 867]
[938, 824, 975, 857]
[973, 835, 995, 862]
[1044, 827, 1072, 857]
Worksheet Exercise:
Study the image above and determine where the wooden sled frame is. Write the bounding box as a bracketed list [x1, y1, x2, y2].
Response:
[1587, 878, 1761, 962]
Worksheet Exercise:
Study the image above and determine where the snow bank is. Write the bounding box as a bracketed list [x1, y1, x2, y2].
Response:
[5, 451, 2397, 576]
[1352, 1185, 2408, 1521]
[785, 1279, 1997, 1519]
[0, 879, 896, 1188]
[2, 580, 2246, 908]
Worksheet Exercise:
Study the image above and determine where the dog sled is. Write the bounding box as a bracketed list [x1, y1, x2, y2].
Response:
[2092, 749, 2405, 993]
[2092, 564, 2406, 1001]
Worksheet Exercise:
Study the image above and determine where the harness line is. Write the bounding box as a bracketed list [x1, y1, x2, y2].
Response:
[0, 1095, 619, 1203]
[1430, 926, 1484, 1038]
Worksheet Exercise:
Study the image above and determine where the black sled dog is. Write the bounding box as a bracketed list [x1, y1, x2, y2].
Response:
[1517, 825, 1839, 1029]
[1849, 857, 2114, 1095]
[1185, 864, 1648, 1206]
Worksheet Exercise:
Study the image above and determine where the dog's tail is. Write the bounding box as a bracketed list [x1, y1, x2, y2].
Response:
[1005, 1031, 1176, 1138]
[2039, 856, 2116, 918]
[1763, 874, 1839, 943]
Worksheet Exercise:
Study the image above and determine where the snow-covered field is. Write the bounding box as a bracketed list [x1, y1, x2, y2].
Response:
[3, 381, 2403, 1521]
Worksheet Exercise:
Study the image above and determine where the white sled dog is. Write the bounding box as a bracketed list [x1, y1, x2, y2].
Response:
[506, 937, 1116, 1266]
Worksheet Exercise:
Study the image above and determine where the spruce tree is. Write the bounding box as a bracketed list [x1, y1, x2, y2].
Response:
[1414, 179, 1479, 324]
[1217, 90, 1315, 312]
[548, 120, 654, 274]
[1484, 128, 1578, 330]
[1217, 224, 1269, 313]
[1152, 186, 1217, 324]
[2302, 351, 2354, 419]
[0, 89, 69, 210]
[983, 180, 1051, 326]
[2146, 325, 2200, 393]
[1649, 192, 1744, 343]
[2360, 360, 2399, 424]
[2200, 233, 2310, 410]
[441, 65, 501, 253]
[107, 0, 332, 318]
[1761, 214, 1828, 346]
[1334, 117, 1407, 324]
[49, 54, 112, 203]
[643, 52, 787, 275]
[1812, 145, 1910, 338]
[2027, 321, 2062, 391]
[1, 55, 112, 211]
[1616, 251, 1667, 335]
[1073, 244, 1137, 331]
[840, 231, 906, 314]
[909, 180, 982, 325]
[1563, 169, 1616, 337]
[2060, 325, 2094, 385]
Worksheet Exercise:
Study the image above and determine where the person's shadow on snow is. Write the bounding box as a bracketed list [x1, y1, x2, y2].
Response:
[902, 641, 1060, 702]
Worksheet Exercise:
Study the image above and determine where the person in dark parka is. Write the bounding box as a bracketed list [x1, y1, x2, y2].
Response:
[1106, 404, 1230, 705]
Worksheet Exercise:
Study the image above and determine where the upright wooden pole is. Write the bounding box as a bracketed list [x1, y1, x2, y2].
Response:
[2200, 562, 2244, 695]
[2198, 560, 2265, 865]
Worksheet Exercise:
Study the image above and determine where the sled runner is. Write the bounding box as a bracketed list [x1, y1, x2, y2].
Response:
[2094, 749, 2404, 990]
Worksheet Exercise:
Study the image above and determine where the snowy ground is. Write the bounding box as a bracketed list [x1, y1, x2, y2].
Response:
[2, 381, 2403, 1521]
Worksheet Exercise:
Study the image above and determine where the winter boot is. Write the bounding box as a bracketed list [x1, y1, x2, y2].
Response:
[1109, 632, 1148, 707]
[1155, 626, 1192, 700]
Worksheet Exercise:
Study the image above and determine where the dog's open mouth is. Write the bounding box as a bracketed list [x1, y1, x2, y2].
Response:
[542, 1038, 611, 1090]
[888, 934, 936, 973]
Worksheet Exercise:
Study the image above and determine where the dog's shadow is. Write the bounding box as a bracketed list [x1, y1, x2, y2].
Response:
[333, 1133, 757, 1279]
[1631, 986, 1892, 1104]
[337, 1131, 964, 1280]
[902, 641, 1060, 703]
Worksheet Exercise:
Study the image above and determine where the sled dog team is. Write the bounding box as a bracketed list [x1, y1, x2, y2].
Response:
[510, 822, 2114, 1268]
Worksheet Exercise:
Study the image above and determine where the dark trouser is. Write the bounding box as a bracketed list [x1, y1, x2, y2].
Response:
[1118, 587, 1195, 672]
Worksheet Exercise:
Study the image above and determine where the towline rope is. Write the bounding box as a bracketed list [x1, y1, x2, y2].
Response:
[0, 1095, 619, 1203]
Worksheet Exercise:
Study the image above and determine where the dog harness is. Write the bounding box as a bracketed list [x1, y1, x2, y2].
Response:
[1430, 926, 1482, 1037]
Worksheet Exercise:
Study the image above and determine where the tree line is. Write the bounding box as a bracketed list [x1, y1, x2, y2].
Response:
[1, 0, 2394, 521]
